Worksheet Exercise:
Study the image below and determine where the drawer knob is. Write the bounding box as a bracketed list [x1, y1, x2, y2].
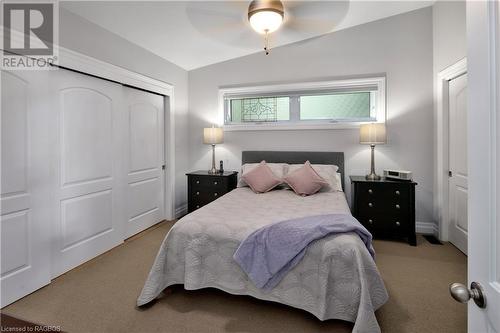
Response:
[368, 219, 373, 224]
[368, 203, 373, 207]
[214, 192, 218, 197]
[196, 191, 200, 195]
[214, 181, 218, 185]
[196, 180, 200, 184]
[196, 205, 200, 209]
[395, 190, 400, 195]
[368, 189, 373, 194]
[395, 221, 401, 226]
[395, 204, 400, 209]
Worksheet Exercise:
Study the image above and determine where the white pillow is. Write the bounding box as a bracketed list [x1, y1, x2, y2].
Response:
[335, 173, 343, 192]
[237, 162, 288, 188]
[287, 163, 341, 192]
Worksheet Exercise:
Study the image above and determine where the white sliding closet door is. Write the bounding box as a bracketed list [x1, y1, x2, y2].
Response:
[51, 70, 125, 277]
[1, 70, 51, 307]
[124, 87, 165, 238]
[1, 61, 170, 306]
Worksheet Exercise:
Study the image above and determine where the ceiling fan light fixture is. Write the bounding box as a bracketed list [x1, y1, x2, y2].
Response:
[248, 0, 284, 34]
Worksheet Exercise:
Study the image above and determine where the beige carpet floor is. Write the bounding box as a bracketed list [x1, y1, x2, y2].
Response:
[2, 221, 467, 333]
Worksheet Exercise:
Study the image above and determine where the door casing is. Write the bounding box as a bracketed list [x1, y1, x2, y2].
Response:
[435, 58, 467, 242]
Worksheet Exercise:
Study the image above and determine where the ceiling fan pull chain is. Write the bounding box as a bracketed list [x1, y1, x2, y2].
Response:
[264, 31, 270, 55]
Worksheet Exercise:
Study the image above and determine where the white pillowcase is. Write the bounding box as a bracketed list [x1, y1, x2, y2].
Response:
[237, 162, 288, 188]
[287, 164, 341, 192]
[335, 172, 343, 192]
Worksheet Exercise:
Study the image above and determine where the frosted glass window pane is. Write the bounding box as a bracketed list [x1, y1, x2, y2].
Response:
[300, 92, 371, 120]
[230, 97, 289, 122]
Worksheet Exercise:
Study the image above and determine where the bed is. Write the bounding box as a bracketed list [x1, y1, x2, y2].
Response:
[137, 151, 388, 333]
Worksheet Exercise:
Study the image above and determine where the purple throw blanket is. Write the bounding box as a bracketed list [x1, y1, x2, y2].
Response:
[233, 214, 374, 291]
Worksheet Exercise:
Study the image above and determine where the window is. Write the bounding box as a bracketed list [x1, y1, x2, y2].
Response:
[230, 97, 290, 122]
[220, 77, 385, 130]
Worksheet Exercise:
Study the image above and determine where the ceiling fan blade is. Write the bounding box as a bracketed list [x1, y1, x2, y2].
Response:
[186, 1, 247, 23]
[284, 1, 349, 34]
[284, 18, 336, 34]
[186, 1, 263, 49]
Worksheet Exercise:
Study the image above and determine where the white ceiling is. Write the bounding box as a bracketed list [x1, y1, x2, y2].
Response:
[62, 1, 434, 71]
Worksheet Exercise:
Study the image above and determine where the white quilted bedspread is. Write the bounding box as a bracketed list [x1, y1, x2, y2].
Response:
[137, 188, 388, 333]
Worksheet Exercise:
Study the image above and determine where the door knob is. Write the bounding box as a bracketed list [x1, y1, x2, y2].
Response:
[449, 282, 486, 308]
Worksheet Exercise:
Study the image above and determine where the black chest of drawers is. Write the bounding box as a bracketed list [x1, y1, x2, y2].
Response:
[186, 171, 238, 213]
[350, 176, 417, 246]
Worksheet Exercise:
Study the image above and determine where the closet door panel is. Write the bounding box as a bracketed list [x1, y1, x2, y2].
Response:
[1, 70, 51, 307]
[60, 189, 113, 250]
[51, 70, 125, 277]
[60, 88, 113, 185]
[129, 177, 161, 219]
[1, 72, 28, 195]
[129, 103, 159, 172]
[1, 211, 30, 280]
[124, 87, 164, 238]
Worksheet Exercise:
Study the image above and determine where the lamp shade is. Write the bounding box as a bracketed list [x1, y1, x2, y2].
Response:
[203, 127, 224, 145]
[360, 123, 387, 145]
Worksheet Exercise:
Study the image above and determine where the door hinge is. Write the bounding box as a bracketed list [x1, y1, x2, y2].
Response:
[448, 170, 452, 177]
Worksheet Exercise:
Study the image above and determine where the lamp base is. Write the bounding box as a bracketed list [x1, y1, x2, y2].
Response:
[365, 144, 381, 181]
[365, 173, 381, 181]
[208, 144, 218, 174]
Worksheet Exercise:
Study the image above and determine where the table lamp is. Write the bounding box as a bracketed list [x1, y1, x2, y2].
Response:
[203, 126, 224, 174]
[360, 123, 387, 180]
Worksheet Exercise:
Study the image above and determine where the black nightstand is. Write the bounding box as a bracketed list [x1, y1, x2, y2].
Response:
[350, 176, 417, 246]
[186, 171, 238, 213]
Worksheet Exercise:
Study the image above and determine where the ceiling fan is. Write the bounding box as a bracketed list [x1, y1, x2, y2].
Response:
[185, 1, 348, 55]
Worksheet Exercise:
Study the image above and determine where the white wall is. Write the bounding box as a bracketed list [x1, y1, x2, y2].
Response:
[188, 7, 435, 223]
[433, 1, 467, 74]
[59, 8, 190, 215]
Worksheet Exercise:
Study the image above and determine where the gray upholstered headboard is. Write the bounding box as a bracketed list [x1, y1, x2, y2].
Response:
[241, 151, 345, 189]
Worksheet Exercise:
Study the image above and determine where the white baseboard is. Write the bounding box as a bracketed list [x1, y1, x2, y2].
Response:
[175, 204, 188, 219]
[416, 221, 438, 235]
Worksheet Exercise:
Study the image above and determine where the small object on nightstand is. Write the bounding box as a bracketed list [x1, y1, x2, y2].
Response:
[186, 170, 238, 213]
[350, 176, 417, 246]
[383, 169, 413, 181]
[219, 160, 224, 174]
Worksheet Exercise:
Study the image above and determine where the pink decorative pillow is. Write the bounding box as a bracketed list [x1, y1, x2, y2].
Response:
[284, 161, 329, 196]
[241, 161, 283, 193]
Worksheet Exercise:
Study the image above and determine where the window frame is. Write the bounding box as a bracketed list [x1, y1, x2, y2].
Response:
[219, 77, 386, 131]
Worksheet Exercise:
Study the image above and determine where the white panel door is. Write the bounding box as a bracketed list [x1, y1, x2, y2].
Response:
[1, 70, 51, 307]
[448, 73, 468, 254]
[123, 87, 164, 238]
[51, 70, 125, 277]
